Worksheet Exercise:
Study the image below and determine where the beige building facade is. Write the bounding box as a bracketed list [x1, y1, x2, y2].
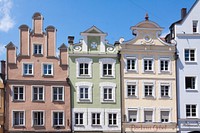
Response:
[120, 16, 177, 133]
[5, 13, 71, 132]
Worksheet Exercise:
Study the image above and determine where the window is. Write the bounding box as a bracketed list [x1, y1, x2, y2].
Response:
[103, 87, 113, 101]
[144, 85, 153, 97]
[79, 63, 89, 76]
[108, 113, 117, 126]
[76, 58, 92, 78]
[23, 63, 33, 75]
[13, 111, 24, 126]
[53, 87, 64, 101]
[160, 60, 169, 72]
[127, 85, 136, 97]
[128, 110, 137, 122]
[186, 104, 197, 118]
[92, 113, 100, 125]
[144, 59, 153, 71]
[34, 44, 42, 54]
[13, 86, 24, 101]
[33, 111, 44, 126]
[185, 77, 196, 90]
[99, 58, 116, 78]
[161, 85, 170, 98]
[193, 20, 198, 33]
[53, 112, 64, 126]
[75, 113, 83, 125]
[80, 87, 89, 100]
[43, 64, 53, 75]
[127, 59, 136, 71]
[103, 64, 112, 76]
[161, 111, 169, 123]
[185, 49, 195, 62]
[144, 111, 153, 123]
[33, 86, 44, 101]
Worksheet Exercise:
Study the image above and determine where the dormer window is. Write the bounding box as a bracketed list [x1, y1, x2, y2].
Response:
[34, 44, 42, 54]
[193, 20, 198, 33]
[91, 42, 97, 49]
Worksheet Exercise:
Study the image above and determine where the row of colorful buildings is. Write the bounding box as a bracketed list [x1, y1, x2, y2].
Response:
[1, 0, 200, 133]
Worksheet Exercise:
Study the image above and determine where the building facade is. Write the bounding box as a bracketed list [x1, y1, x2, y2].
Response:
[5, 13, 71, 132]
[68, 26, 121, 133]
[169, 0, 200, 132]
[0, 60, 5, 133]
[120, 16, 177, 133]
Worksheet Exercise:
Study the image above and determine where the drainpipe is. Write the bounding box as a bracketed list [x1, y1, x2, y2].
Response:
[1, 60, 5, 133]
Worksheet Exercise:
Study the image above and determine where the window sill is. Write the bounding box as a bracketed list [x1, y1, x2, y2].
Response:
[13, 100, 25, 102]
[126, 96, 138, 99]
[142, 71, 155, 74]
[185, 61, 197, 64]
[91, 124, 101, 127]
[143, 96, 155, 100]
[13, 125, 25, 128]
[78, 99, 92, 103]
[108, 125, 118, 127]
[43, 75, 53, 77]
[53, 100, 64, 103]
[32, 100, 45, 102]
[101, 100, 116, 104]
[186, 89, 198, 92]
[101, 76, 115, 79]
[33, 54, 43, 57]
[159, 96, 171, 100]
[77, 76, 92, 79]
[74, 124, 84, 127]
[126, 70, 138, 73]
[33, 125, 45, 127]
[23, 74, 34, 77]
[158, 71, 171, 75]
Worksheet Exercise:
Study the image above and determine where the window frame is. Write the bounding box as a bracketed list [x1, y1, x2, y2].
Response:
[32, 111, 45, 126]
[99, 58, 116, 78]
[144, 110, 153, 123]
[128, 109, 138, 123]
[159, 57, 171, 73]
[32, 86, 44, 101]
[186, 104, 197, 118]
[33, 44, 43, 55]
[52, 111, 65, 127]
[185, 76, 197, 91]
[91, 113, 101, 126]
[52, 86, 64, 102]
[125, 80, 138, 98]
[159, 82, 172, 99]
[108, 113, 117, 126]
[184, 49, 196, 62]
[12, 110, 25, 127]
[12, 85, 25, 101]
[76, 58, 92, 78]
[193, 20, 198, 33]
[23, 63, 33, 75]
[143, 58, 154, 73]
[74, 112, 84, 126]
[42, 63, 53, 76]
[160, 111, 170, 123]
[100, 82, 116, 103]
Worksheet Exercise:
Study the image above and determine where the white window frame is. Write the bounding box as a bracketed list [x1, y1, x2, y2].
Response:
[76, 58, 92, 78]
[12, 85, 25, 101]
[159, 109, 171, 123]
[32, 85, 44, 101]
[99, 58, 116, 78]
[159, 82, 172, 99]
[185, 76, 197, 91]
[51, 86, 64, 102]
[91, 113, 101, 126]
[125, 56, 138, 72]
[12, 110, 25, 127]
[42, 63, 53, 76]
[74, 112, 84, 126]
[32, 110, 45, 126]
[108, 113, 117, 126]
[143, 57, 154, 73]
[100, 82, 116, 103]
[143, 81, 155, 98]
[184, 49, 196, 62]
[127, 108, 139, 123]
[185, 104, 197, 118]
[125, 80, 138, 98]
[73, 108, 87, 127]
[23, 63, 34, 75]
[33, 44, 43, 55]
[75, 82, 93, 103]
[143, 108, 155, 123]
[52, 111, 65, 127]
[159, 57, 171, 73]
[193, 20, 198, 33]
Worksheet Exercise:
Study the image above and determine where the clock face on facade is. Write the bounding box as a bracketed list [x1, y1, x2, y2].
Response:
[91, 42, 97, 49]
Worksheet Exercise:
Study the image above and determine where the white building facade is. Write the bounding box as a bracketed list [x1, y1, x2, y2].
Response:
[169, 0, 200, 132]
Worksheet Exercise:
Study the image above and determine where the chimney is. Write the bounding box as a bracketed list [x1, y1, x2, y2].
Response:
[32, 12, 43, 34]
[19, 25, 30, 56]
[181, 8, 187, 19]
[68, 36, 74, 45]
[1, 60, 5, 82]
[46, 26, 56, 57]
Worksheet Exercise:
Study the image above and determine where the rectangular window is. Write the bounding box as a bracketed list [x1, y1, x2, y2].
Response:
[13, 86, 24, 101]
[75, 113, 83, 125]
[23, 63, 33, 75]
[108, 113, 117, 126]
[79, 63, 89, 76]
[103, 64, 112, 76]
[13, 111, 24, 126]
[33, 86, 44, 101]
[80, 87, 89, 100]
[92, 113, 100, 125]
[186, 105, 197, 118]
[127, 59, 136, 71]
[53, 112, 64, 126]
[43, 64, 53, 75]
[161, 111, 169, 123]
[128, 110, 137, 122]
[144, 85, 153, 97]
[34, 44, 42, 54]
[193, 20, 198, 33]
[103, 87, 113, 101]
[127, 85, 136, 97]
[144, 111, 153, 123]
[33, 111, 44, 126]
[144, 59, 153, 71]
[160, 60, 169, 72]
[161, 85, 169, 98]
[185, 49, 195, 62]
[53, 87, 64, 101]
[185, 77, 196, 90]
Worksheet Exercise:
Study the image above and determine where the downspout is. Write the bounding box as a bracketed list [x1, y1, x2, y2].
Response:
[1, 60, 6, 133]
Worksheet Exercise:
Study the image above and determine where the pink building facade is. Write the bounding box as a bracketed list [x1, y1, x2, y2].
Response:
[5, 13, 71, 133]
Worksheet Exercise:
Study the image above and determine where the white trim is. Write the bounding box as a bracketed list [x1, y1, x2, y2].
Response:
[99, 82, 116, 103]
[88, 108, 104, 126]
[51, 86, 64, 102]
[158, 57, 171, 74]
[12, 110, 25, 127]
[158, 108, 171, 123]
[11, 85, 25, 101]
[184, 48, 197, 63]
[124, 55, 138, 73]
[185, 104, 198, 118]
[31, 85, 45, 101]
[158, 81, 172, 99]
[42, 63, 54, 76]
[185, 76, 198, 91]
[142, 81, 155, 98]
[51, 110, 65, 127]
[99, 58, 116, 78]
[22, 62, 34, 76]
[142, 57, 155, 73]
[75, 58, 93, 78]
[33, 43, 43, 55]
[143, 108, 155, 123]
[31, 110, 45, 127]
[125, 80, 138, 98]
[127, 108, 139, 123]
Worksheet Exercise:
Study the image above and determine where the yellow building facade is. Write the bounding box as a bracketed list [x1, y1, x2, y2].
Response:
[120, 16, 177, 133]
